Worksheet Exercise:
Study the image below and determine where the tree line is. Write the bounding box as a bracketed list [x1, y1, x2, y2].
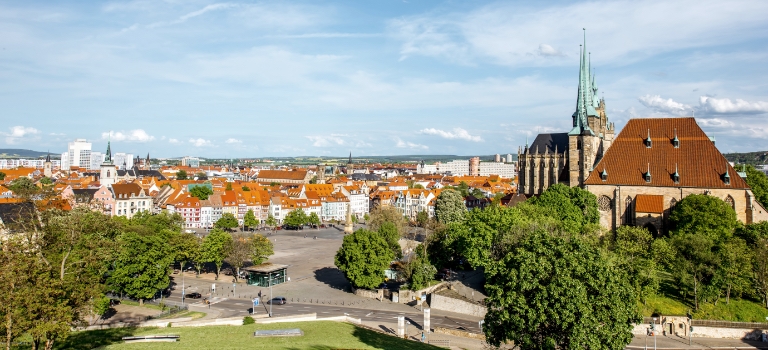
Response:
[0, 206, 273, 350]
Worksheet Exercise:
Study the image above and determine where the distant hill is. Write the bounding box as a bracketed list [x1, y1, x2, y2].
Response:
[0, 149, 58, 159]
[724, 151, 768, 165]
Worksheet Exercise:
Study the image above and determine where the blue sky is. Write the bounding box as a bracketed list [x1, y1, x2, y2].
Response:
[1, 0, 767, 158]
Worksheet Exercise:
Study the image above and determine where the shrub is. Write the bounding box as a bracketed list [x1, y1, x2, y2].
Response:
[243, 316, 255, 325]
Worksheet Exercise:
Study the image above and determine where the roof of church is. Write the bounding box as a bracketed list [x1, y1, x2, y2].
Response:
[528, 133, 569, 154]
[585, 117, 748, 189]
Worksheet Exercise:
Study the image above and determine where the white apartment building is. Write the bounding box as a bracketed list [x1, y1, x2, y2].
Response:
[63, 139, 92, 170]
[479, 162, 517, 178]
[113, 153, 135, 169]
[90, 152, 105, 171]
[506, 154, 514, 163]
[0, 159, 61, 169]
[181, 156, 200, 167]
[340, 186, 369, 218]
[394, 190, 436, 220]
[112, 183, 152, 219]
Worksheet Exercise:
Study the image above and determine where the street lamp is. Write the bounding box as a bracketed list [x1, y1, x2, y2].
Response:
[405, 321, 410, 340]
[181, 263, 185, 306]
[269, 272, 281, 317]
[652, 317, 657, 350]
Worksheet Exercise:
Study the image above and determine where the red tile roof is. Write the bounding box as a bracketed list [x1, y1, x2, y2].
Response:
[585, 117, 748, 189]
[635, 194, 664, 213]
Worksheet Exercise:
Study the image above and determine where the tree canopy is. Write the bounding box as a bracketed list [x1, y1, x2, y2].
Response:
[283, 208, 308, 228]
[308, 212, 321, 227]
[189, 185, 213, 200]
[434, 189, 466, 225]
[528, 183, 599, 233]
[745, 165, 768, 209]
[108, 230, 174, 304]
[251, 234, 274, 265]
[335, 229, 395, 290]
[378, 222, 402, 259]
[483, 228, 639, 349]
[215, 213, 239, 231]
[244, 209, 258, 229]
[669, 194, 738, 241]
[201, 229, 233, 280]
[176, 170, 188, 180]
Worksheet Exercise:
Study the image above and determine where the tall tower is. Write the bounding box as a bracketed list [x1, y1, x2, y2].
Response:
[568, 29, 606, 188]
[317, 163, 326, 184]
[43, 152, 52, 178]
[100, 141, 117, 187]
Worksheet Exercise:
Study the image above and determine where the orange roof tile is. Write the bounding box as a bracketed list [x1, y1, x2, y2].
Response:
[635, 194, 664, 214]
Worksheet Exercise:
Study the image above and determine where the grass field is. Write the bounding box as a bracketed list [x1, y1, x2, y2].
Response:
[48, 321, 442, 350]
[640, 272, 768, 322]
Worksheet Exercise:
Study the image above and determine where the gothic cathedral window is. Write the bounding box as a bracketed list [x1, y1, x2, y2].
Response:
[598, 195, 611, 212]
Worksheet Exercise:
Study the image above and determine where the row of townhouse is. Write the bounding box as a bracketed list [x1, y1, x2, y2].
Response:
[61, 182, 153, 219]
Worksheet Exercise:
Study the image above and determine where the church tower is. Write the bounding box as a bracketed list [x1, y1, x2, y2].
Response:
[43, 152, 52, 178]
[568, 29, 614, 188]
[100, 141, 117, 187]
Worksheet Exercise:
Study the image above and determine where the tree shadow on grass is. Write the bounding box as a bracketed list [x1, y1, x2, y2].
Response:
[53, 327, 140, 350]
[314, 266, 352, 291]
[351, 326, 442, 350]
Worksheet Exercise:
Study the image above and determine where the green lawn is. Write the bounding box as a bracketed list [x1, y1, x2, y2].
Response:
[49, 321, 442, 350]
[640, 272, 768, 322]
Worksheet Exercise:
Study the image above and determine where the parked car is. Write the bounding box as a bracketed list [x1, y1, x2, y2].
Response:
[185, 292, 202, 299]
[267, 296, 287, 305]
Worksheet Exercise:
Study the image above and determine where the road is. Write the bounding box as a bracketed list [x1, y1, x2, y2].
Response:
[162, 290, 482, 333]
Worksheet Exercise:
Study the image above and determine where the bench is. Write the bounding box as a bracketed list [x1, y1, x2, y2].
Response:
[122, 335, 180, 343]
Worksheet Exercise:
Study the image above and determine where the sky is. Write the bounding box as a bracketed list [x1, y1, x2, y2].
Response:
[1, 0, 767, 158]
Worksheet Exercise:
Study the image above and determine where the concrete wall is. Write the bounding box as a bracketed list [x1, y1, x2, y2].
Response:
[434, 327, 485, 340]
[632, 323, 766, 340]
[430, 293, 487, 318]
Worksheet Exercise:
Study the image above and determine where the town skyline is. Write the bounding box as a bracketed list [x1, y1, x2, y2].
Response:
[2, 0, 767, 157]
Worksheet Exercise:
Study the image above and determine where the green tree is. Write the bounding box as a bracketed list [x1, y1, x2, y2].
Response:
[715, 237, 752, 304]
[434, 190, 466, 225]
[265, 214, 277, 231]
[670, 233, 719, 310]
[109, 230, 173, 305]
[308, 212, 321, 228]
[251, 234, 274, 265]
[201, 229, 234, 280]
[309, 176, 317, 184]
[610, 226, 660, 304]
[744, 165, 768, 208]
[194, 172, 207, 180]
[415, 211, 429, 228]
[470, 188, 485, 199]
[669, 194, 738, 241]
[225, 182, 233, 191]
[378, 222, 402, 259]
[283, 208, 308, 228]
[335, 229, 395, 290]
[0, 171, 5, 180]
[483, 229, 639, 349]
[176, 170, 188, 180]
[753, 238, 768, 307]
[241, 186, 251, 191]
[363, 213, 370, 222]
[407, 257, 437, 291]
[93, 294, 112, 320]
[456, 181, 470, 197]
[39, 177, 53, 185]
[214, 213, 239, 231]
[189, 185, 213, 200]
[226, 234, 253, 282]
[8, 177, 38, 197]
[368, 206, 407, 236]
[528, 183, 599, 234]
[170, 232, 200, 272]
[130, 211, 183, 233]
[413, 183, 424, 189]
[244, 209, 258, 230]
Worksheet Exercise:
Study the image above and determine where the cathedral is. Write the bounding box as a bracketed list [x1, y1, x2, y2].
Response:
[518, 33, 614, 196]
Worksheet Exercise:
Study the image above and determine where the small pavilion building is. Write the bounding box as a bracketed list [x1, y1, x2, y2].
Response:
[243, 263, 288, 287]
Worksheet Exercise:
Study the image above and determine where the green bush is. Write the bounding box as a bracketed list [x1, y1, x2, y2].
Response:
[243, 316, 255, 325]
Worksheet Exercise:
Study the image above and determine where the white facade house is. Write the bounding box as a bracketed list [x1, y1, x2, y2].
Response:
[113, 153, 135, 169]
[90, 152, 105, 171]
[112, 183, 152, 219]
[341, 186, 369, 218]
[394, 190, 436, 220]
[417, 159, 470, 176]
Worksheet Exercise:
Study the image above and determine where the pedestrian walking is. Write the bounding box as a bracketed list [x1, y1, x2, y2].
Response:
[421, 332, 425, 342]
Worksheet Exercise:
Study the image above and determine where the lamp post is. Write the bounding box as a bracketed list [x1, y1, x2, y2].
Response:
[405, 321, 410, 340]
[652, 317, 657, 350]
[269, 272, 281, 317]
[181, 264, 185, 306]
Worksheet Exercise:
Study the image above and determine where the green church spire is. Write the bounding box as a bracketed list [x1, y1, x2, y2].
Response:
[570, 29, 596, 136]
[104, 136, 113, 164]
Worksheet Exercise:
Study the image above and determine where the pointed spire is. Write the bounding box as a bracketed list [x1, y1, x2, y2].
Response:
[673, 163, 680, 183]
[672, 128, 680, 148]
[724, 162, 731, 184]
[645, 129, 653, 148]
[104, 140, 113, 164]
[569, 29, 596, 136]
[45, 150, 51, 163]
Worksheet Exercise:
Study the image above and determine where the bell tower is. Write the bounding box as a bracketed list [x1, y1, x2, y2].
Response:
[43, 152, 52, 178]
[100, 141, 117, 187]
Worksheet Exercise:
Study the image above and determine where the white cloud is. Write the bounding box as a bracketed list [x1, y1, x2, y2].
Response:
[388, 0, 768, 67]
[101, 129, 155, 142]
[394, 137, 428, 150]
[306, 134, 347, 147]
[3, 126, 39, 144]
[638, 95, 691, 114]
[698, 96, 768, 115]
[189, 138, 212, 147]
[168, 138, 180, 144]
[418, 127, 483, 142]
[147, 3, 236, 28]
[697, 118, 734, 128]
[225, 138, 242, 144]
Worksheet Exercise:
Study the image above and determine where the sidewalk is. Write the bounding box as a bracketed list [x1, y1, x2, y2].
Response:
[628, 334, 768, 349]
[359, 319, 486, 350]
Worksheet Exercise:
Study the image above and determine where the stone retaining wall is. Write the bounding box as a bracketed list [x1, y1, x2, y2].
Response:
[429, 293, 487, 318]
[433, 327, 485, 340]
[632, 323, 766, 340]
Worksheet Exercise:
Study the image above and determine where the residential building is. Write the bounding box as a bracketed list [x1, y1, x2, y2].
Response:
[112, 182, 152, 219]
[114, 153, 134, 169]
[257, 169, 312, 185]
[181, 156, 200, 167]
[479, 162, 517, 178]
[64, 139, 92, 170]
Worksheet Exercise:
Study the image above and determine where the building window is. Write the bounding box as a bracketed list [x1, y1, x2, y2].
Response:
[624, 196, 633, 225]
[725, 195, 735, 210]
[598, 195, 611, 212]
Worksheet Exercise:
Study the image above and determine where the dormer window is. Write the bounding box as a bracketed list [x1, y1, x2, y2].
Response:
[724, 169, 731, 185]
[644, 163, 651, 183]
[600, 169, 608, 181]
[645, 129, 652, 148]
[672, 164, 680, 184]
